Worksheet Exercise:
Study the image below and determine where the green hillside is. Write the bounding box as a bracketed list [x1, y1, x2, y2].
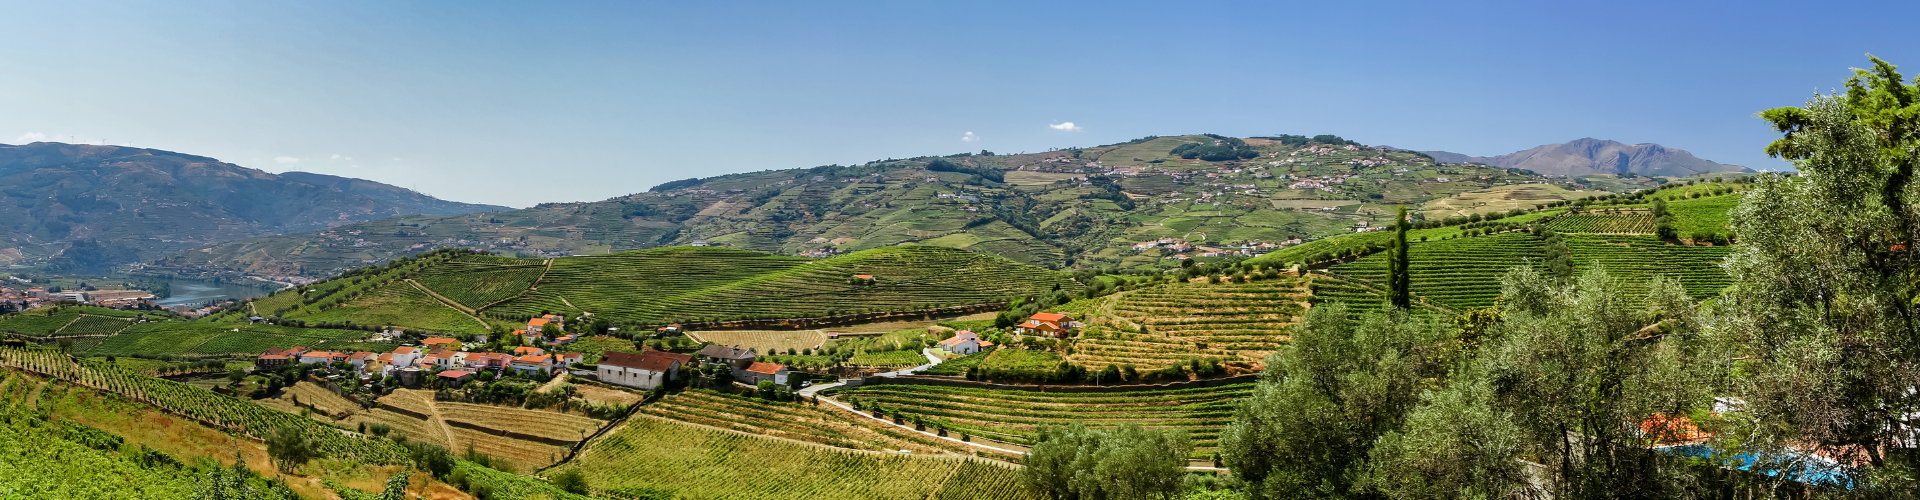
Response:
[159, 134, 1633, 279]
[1267, 184, 1746, 314]
[222, 245, 1075, 333]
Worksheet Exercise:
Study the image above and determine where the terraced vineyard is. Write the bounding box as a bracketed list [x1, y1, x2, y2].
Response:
[553, 416, 1040, 500]
[1324, 232, 1545, 311]
[0, 308, 86, 336]
[0, 346, 408, 465]
[640, 389, 968, 453]
[0, 383, 199, 497]
[243, 245, 1071, 332]
[82, 322, 387, 358]
[1564, 235, 1735, 299]
[484, 245, 1075, 325]
[299, 278, 488, 336]
[362, 389, 605, 470]
[412, 254, 549, 309]
[834, 383, 1250, 458]
[1544, 212, 1656, 234]
[1074, 278, 1308, 369]
[57, 315, 134, 335]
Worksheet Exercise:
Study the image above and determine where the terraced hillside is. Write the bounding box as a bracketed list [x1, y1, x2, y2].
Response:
[550, 416, 1040, 500]
[232, 245, 1073, 332]
[1071, 278, 1308, 370]
[1565, 235, 1734, 299]
[0, 345, 408, 465]
[354, 388, 606, 471]
[641, 388, 971, 454]
[1323, 232, 1545, 312]
[80, 322, 389, 358]
[834, 383, 1249, 459]
[0, 305, 160, 337]
[488, 245, 1076, 325]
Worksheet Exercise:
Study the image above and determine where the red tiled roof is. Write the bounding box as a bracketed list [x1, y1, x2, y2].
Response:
[393, 346, 417, 354]
[423, 337, 458, 345]
[438, 370, 473, 379]
[527, 318, 550, 327]
[1030, 312, 1070, 322]
[601, 351, 680, 372]
[513, 346, 544, 355]
[513, 354, 552, 364]
[647, 349, 693, 364]
[744, 362, 786, 375]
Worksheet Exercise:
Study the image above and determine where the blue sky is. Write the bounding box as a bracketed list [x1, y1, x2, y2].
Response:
[1, 1, 1913, 207]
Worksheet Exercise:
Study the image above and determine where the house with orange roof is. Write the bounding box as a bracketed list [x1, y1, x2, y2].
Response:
[739, 361, 790, 386]
[437, 370, 475, 388]
[390, 346, 420, 367]
[1015, 312, 1078, 338]
[348, 352, 377, 370]
[510, 354, 555, 374]
[936, 330, 990, 355]
[298, 351, 336, 365]
[421, 337, 460, 349]
[513, 346, 546, 356]
[526, 317, 552, 333]
[256, 353, 291, 369]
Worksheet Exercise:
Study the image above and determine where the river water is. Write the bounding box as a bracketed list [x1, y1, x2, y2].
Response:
[156, 278, 278, 307]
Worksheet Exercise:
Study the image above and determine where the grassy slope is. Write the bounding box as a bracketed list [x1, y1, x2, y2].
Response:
[551, 416, 1039, 500]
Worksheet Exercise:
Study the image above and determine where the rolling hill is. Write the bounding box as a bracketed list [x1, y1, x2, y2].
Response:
[1422, 138, 1751, 177]
[211, 245, 1078, 334]
[0, 141, 508, 272]
[163, 134, 1644, 279]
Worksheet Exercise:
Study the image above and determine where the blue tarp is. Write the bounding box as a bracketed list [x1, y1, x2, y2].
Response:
[1659, 444, 1854, 489]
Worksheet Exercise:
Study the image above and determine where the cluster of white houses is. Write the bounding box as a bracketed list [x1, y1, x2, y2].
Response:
[256, 336, 794, 392]
[256, 339, 587, 386]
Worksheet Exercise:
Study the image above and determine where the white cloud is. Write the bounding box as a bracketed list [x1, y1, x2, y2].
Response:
[962, 131, 979, 142]
[274, 156, 300, 164]
[1049, 122, 1082, 131]
[14, 132, 47, 143]
[330, 154, 341, 160]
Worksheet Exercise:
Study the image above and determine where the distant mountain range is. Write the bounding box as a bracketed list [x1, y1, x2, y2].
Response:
[1420, 138, 1751, 177]
[0, 142, 508, 271]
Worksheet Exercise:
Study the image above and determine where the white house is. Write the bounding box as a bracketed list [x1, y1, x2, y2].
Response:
[598, 350, 692, 390]
[936, 330, 993, 355]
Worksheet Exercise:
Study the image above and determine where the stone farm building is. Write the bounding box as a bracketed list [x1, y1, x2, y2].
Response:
[597, 350, 694, 390]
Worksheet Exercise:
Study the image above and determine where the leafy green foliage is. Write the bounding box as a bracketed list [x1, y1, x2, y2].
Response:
[1022, 423, 1192, 500]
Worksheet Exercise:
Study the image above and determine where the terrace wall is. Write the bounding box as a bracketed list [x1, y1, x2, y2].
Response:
[857, 373, 1257, 393]
[647, 302, 1007, 331]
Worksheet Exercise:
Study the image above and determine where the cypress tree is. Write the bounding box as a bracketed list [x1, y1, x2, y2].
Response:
[1387, 206, 1413, 309]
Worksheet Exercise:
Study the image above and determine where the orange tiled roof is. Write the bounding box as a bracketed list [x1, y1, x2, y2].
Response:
[745, 362, 787, 375]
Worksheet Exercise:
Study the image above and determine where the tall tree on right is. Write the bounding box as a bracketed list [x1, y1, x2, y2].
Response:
[1715, 55, 1920, 489]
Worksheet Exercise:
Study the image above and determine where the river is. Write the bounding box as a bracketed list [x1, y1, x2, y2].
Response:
[156, 278, 279, 307]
